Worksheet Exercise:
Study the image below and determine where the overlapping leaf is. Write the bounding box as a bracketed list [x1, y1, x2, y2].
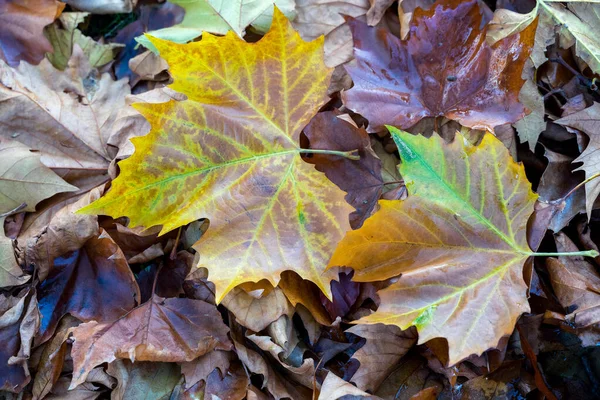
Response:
[329, 127, 538, 363]
[79, 9, 353, 302]
[0, 0, 64, 66]
[342, 0, 536, 132]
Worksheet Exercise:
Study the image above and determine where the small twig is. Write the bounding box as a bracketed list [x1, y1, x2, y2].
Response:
[549, 56, 599, 92]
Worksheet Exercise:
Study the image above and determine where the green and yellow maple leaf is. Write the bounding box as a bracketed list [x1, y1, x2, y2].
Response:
[79, 8, 352, 302]
[329, 127, 539, 364]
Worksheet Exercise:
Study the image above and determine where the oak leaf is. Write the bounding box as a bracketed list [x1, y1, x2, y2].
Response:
[68, 295, 232, 388]
[79, 9, 352, 303]
[0, 0, 64, 66]
[342, 0, 536, 132]
[329, 127, 538, 364]
[555, 103, 600, 219]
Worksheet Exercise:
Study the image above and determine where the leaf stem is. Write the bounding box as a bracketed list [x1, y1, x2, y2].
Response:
[531, 250, 599, 258]
[299, 149, 360, 160]
[560, 172, 600, 201]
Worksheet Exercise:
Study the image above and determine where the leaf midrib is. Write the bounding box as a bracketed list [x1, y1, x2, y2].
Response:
[394, 132, 530, 254]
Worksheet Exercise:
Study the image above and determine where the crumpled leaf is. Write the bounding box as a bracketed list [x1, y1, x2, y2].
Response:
[303, 111, 386, 228]
[547, 233, 600, 328]
[0, 0, 64, 66]
[342, 0, 536, 132]
[36, 229, 140, 343]
[222, 286, 294, 332]
[555, 102, 600, 219]
[0, 138, 77, 214]
[234, 339, 312, 400]
[347, 324, 417, 392]
[318, 372, 380, 400]
[17, 185, 102, 282]
[44, 12, 121, 70]
[514, 74, 545, 152]
[79, 9, 352, 303]
[293, 0, 370, 67]
[0, 45, 129, 184]
[137, 0, 281, 50]
[69, 295, 232, 388]
[0, 289, 40, 392]
[329, 128, 537, 364]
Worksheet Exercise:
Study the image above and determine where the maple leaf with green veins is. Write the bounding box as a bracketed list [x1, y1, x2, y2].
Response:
[79, 8, 353, 303]
[329, 127, 598, 364]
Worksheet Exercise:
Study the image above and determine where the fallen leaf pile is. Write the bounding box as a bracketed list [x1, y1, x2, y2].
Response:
[2, 0, 600, 399]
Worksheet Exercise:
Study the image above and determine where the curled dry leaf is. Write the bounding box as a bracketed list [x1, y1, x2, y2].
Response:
[342, 0, 536, 132]
[79, 9, 352, 303]
[318, 372, 380, 400]
[293, 0, 370, 67]
[329, 128, 537, 364]
[0, 290, 40, 392]
[0, 0, 64, 66]
[233, 339, 312, 400]
[347, 324, 417, 392]
[36, 229, 140, 344]
[68, 295, 232, 388]
[222, 287, 294, 332]
[18, 185, 102, 281]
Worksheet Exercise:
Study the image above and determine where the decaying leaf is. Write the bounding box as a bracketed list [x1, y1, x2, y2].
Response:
[342, 0, 536, 132]
[69, 295, 232, 388]
[329, 127, 537, 364]
[79, 9, 352, 302]
[222, 286, 294, 332]
[0, 0, 64, 66]
[555, 103, 600, 219]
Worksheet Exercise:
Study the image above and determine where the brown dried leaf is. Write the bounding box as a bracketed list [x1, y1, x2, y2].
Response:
[36, 229, 140, 343]
[347, 324, 417, 392]
[342, 0, 536, 132]
[68, 295, 232, 388]
[222, 287, 294, 332]
[0, 0, 64, 66]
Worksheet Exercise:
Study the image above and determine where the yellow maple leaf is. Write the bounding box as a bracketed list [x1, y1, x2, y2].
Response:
[79, 8, 353, 302]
